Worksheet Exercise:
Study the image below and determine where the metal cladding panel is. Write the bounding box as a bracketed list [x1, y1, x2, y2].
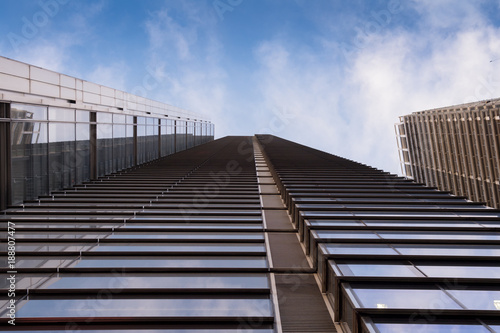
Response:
[0, 56, 29, 77]
[275, 274, 336, 332]
[30, 80, 59, 98]
[60, 75, 76, 89]
[30, 66, 59, 85]
[83, 91, 100, 104]
[60, 86, 76, 100]
[0, 73, 29, 93]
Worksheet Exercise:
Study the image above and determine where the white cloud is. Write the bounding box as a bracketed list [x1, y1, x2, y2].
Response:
[143, 3, 232, 131]
[87, 61, 129, 91]
[250, 1, 500, 175]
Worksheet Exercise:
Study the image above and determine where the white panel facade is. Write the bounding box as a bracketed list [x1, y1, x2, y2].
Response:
[30, 80, 59, 98]
[0, 57, 29, 78]
[30, 66, 60, 85]
[0, 56, 209, 122]
[0, 73, 30, 93]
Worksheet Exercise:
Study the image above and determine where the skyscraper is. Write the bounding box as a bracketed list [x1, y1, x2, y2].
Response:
[2, 58, 500, 333]
[396, 100, 500, 208]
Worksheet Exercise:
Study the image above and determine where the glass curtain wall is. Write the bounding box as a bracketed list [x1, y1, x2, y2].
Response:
[187, 121, 194, 149]
[8, 103, 212, 206]
[136, 116, 146, 165]
[112, 114, 127, 172]
[10, 104, 49, 203]
[48, 108, 76, 192]
[160, 119, 175, 156]
[96, 112, 113, 177]
[176, 120, 186, 152]
[75, 111, 90, 184]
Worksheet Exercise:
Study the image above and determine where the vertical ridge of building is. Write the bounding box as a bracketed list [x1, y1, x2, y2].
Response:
[254, 137, 336, 332]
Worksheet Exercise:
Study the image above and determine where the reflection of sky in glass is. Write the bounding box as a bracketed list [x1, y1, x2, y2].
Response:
[16, 258, 76, 269]
[45, 274, 269, 289]
[374, 323, 490, 333]
[314, 231, 378, 239]
[108, 232, 264, 240]
[9, 328, 274, 333]
[122, 223, 262, 229]
[75, 258, 268, 268]
[352, 288, 462, 309]
[325, 244, 397, 255]
[337, 263, 421, 277]
[1, 243, 93, 252]
[16, 233, 104, 239]
[17, 299, 272, 317]
[378, 231, 500, 240]
[364, 221, 479, 228]
[447, 290, 500, 310]
[92, 244, 266, 253]
[396, 245, 500, 256]
[418, 265, 500, 278]
[308, 220, 365, 226]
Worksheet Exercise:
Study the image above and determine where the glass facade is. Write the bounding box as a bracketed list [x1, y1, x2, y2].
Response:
[4, 103, 214, 205]
[254, 134, 500, 333]
[0, 136, 272, 332]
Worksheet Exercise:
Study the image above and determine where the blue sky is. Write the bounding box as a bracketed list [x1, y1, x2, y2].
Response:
[1, 0, 500, 174]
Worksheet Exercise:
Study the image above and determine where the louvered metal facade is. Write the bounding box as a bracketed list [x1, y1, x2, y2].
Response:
[396, 100, 500, 208]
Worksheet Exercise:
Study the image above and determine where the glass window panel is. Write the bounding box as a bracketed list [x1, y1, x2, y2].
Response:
[76, 123, 90, 183]
[448, 290, 500, 310]
[373, 323, 490, 333]
[16, 257, 77, 269]
[378, 231, 500, 240]
[92, 243, 266, 253]
[16, 298, 273, 317]
[97, 120, 113, 176]
[114, 114, 126, 123]
[76, 110, 89, 122]
[337, 263, 422, 277]
[3, 328, 275, 333]
[113, 122, 127, 172]
[364, 221, 480, 228]
[480, 222, 500, 228]
[15, 232, 107, 239]
[418, 265, 500, 278]
[308, 220, 365, 227]
[49, 107, 74, 121]
[74, 257, 268, 268]
[96, 112, 113, 123]
[5, 243, 94, 252]
[11, 103, 47, 120]
[122, 223, 262, 229]
[11, 117, 49, 204]
[324, 244, 398, 255]
[396, 245, 500, 257]
[41, 273, 269, 289]
[108, 232, 264, 240]
[489, 325, 500, 332]
[314, 231, 378, 239]
[352, 288, 462, 309]
[49, 122, 76, 191]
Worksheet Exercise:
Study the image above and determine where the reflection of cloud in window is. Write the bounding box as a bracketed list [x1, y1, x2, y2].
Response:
[353, 288, 462, 310]
[418, 265, 500, 278]
[44, 274, 268, 290]
[374, 323, 490, 333]
[16, 298, 273, 317]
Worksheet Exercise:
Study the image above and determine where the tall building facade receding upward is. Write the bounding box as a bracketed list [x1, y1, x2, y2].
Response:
[396, 100, 500, 208]
[2, 58, 500, 333]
